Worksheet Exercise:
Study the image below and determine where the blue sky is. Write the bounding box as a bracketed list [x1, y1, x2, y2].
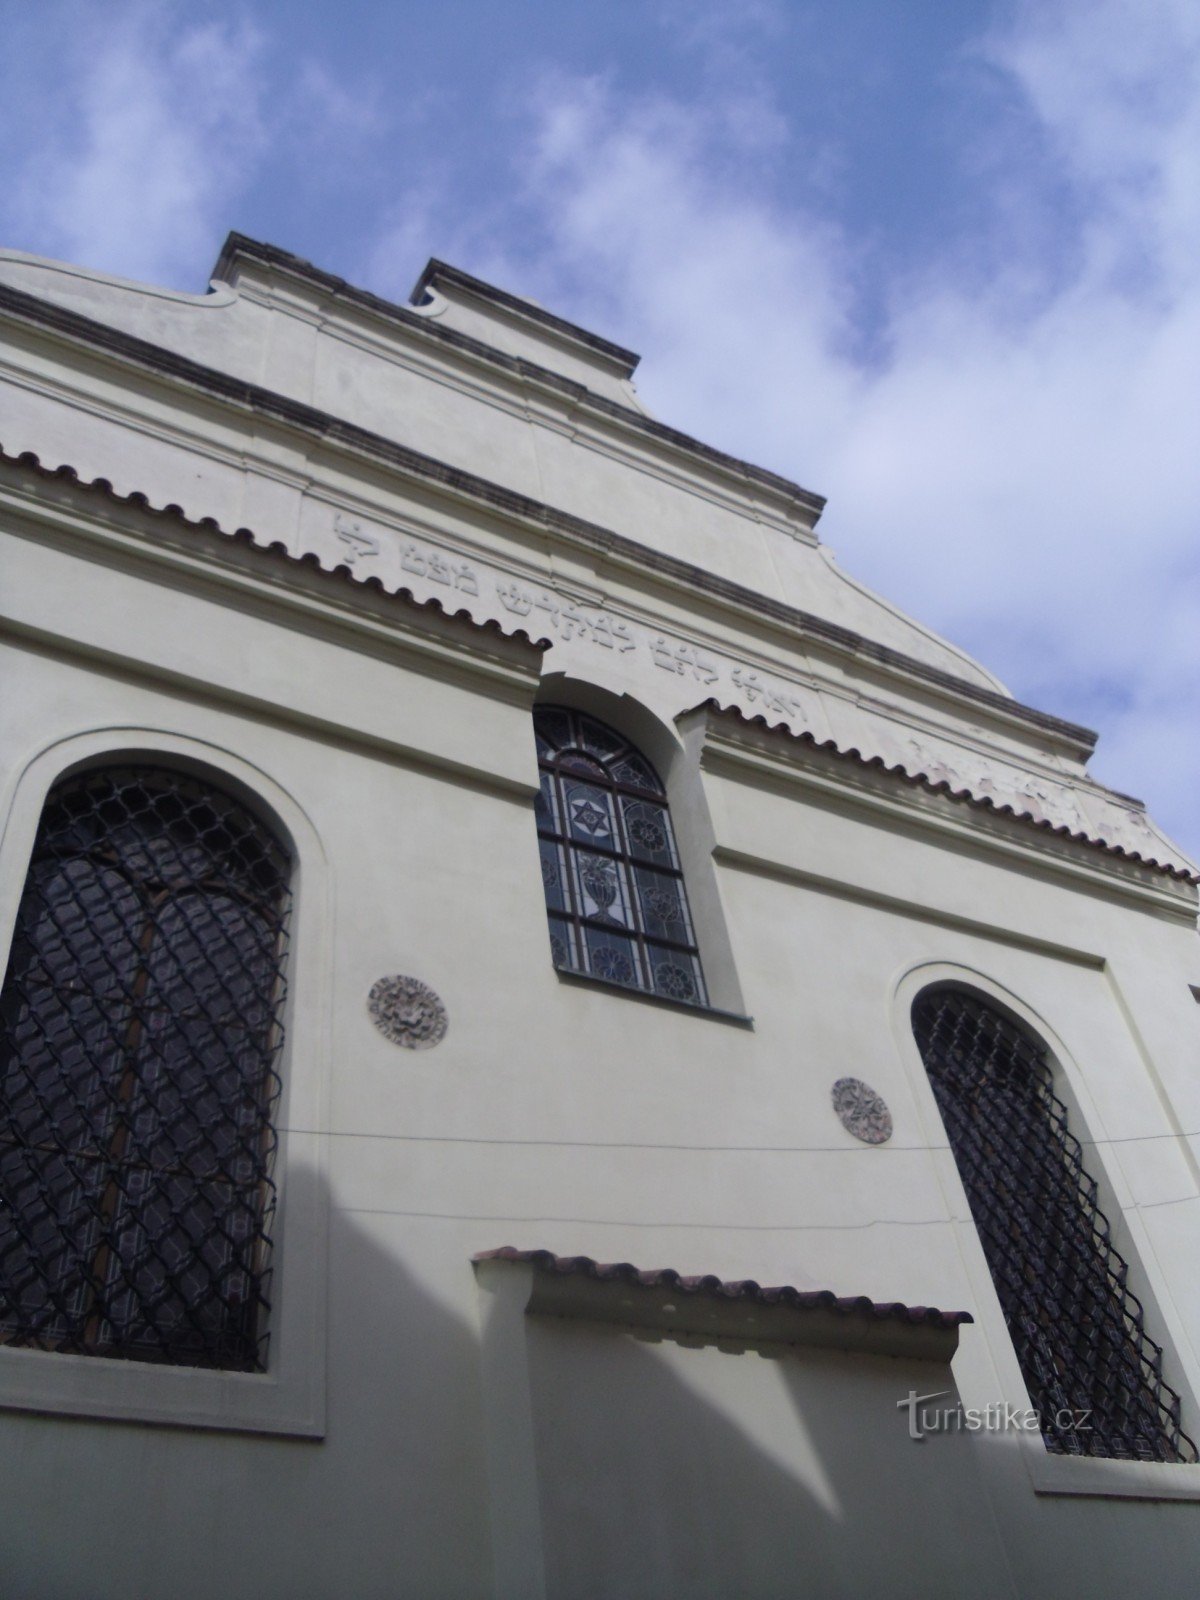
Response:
[3, 0, 1198, 860]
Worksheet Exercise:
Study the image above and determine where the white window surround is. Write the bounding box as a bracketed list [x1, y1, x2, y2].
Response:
[891, 959, 1200, 1500]
[534, 674, 748, 1018]
[0, 726, 332, 1436]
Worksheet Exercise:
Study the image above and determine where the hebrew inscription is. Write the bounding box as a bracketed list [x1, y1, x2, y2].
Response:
[334, 514, 380, 566]
[320, 511, 1189, 871]
[326, 515, 827, 727]
[401, 542, 479, 594]
[497, 580, 637, 650]
[650, 636, 718, 683]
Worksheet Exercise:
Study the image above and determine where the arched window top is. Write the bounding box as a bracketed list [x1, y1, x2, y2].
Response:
[534, 706, 708, 1008]
[535, 706, 666, 795]
[0, 764, 290, 1372]
[912, 985, 1197, 1463]
[35, 764, 291, 892]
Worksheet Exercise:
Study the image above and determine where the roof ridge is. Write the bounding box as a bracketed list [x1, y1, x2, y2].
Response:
[210, 234, 820, 512]
[411, 256, 641, 373]
[0, 277, 1098, 754]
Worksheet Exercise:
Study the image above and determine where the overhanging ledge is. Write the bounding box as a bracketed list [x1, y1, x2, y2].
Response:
[473, 1247, 971, 1363]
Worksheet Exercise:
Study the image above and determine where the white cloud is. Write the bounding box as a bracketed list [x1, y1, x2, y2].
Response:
[501, 72, 863, 449]
[3, 2, 267, 287]
[441, 3, 1200, 856]
[986, 0, 1200, 293]
[294, 61, 387, 145]
[364, 188, 474, 305]
[2, 0, 1193, 854]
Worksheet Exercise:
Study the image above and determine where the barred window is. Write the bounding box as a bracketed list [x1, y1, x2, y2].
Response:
[0, 766, 290, 1372]
[913, 986, 1197, 1462]
[534, 707, 708, 1007]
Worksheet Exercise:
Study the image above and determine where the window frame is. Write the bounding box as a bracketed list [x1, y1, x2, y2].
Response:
[892, 961, 1200, 1500]
[912, 983, 1194, 1462]
[0, 729, 331, 1436]
[535, 705, 709, 1008]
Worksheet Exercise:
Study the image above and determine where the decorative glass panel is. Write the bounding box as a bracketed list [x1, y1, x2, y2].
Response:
[534, 707, 708, 1006]
[610, 752, 658, 789]
[563, 781, 617, 846]
[546, 914, 574, 970]
[535, 772, 559, 831]
[634, 867, 691, 943]
[620, 797, 678, 869]
[539, 840, 568, 912]
[648, 948, 703, 1005]
[912, 987, 1197, 1463]
[584, 927, 640, 987]
[573, 851, 634, 928]
[577, 715, 625, 761]
[0, 766, 290, 1372]
[534, 708, 572, 755]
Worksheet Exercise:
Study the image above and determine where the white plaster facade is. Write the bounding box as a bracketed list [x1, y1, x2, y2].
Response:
[0, 236, 1198, 1598]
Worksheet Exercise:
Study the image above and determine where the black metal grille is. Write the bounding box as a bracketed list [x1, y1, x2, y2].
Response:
[0, 766, 290, 1371]
[913, 987, 1197, 1462]
[535, 707, 708, 1007]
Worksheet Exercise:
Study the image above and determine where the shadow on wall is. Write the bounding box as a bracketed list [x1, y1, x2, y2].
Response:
[524, 1313, 1012, 1600]
[0, 1163, 1131, 1600]
[0, 1167, 493, 1600]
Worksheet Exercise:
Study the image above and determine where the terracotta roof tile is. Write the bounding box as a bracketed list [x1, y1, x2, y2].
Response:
[0, 444, 552, 654]
[697, 699, 1198, 884]
[474, 1247, 972, 1331]
[0, 277, 1100, 754]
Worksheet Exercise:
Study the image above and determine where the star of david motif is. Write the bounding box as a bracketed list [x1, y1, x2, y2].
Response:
[571, 797, 610, 836]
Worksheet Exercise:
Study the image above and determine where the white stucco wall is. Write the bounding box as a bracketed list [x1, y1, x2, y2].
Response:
[1, 241, 1198, 1599]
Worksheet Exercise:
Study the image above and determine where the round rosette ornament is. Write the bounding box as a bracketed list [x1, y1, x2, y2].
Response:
[831, 1077, 893, 1144]
[368, 975, 448, 1049]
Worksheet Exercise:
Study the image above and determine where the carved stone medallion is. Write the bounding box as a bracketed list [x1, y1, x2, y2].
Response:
[368, 975, 448, 1049]
[831, 1077, 893, 1144]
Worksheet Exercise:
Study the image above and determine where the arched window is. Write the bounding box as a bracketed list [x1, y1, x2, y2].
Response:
[0, 765, 290, 1372]
[912, 986, 1196, 1462]
[534, 706, 708, 1007]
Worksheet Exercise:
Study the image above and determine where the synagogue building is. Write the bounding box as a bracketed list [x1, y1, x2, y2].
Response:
[1, 236, 1198, 1597]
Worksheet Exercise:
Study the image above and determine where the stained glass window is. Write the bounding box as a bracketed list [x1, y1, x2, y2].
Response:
[535, 707, 708, 1007]
[0, 766, 290, 1371]
[912, 986, 1197, 1462]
